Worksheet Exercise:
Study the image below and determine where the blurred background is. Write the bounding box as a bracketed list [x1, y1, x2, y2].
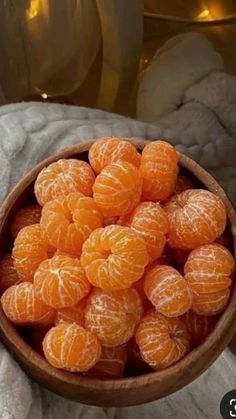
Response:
[0, 0, 235, 116]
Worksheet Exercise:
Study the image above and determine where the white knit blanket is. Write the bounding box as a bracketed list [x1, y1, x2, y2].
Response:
[0, 33, 236, 418]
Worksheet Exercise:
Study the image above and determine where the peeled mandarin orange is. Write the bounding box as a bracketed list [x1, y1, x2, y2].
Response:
[55, 298, 87, 326]
[140, 141, 178, 201]
[43, 323, 101, 372]
[35, 159, 95, 206]
[85, 287, 143, 347]
[40, 192, 103, 256]
[13, 224, 53, 282]
[89, 137, 140, 174]
[192, 289, 230, 315]
[174, 175, 195, 195]
[34, 255, 91, 309]
[11, 204, 42, 238]
[164, 189, 227, 249]
[135, 310, 190, 370]
[182, 311, 216, 347]
[93, 161, 142, 217]
[0, 254, 21, 295]
[1, 282, 55, 325]
[127, 201, 169, 262]
[184, 244, 234, 294]
[144, 265, 192, 317]
[87, 346, 127, 379]
[81, 225, 149, 291]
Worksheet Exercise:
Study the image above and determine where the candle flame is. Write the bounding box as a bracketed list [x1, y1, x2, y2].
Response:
[198, 9, 210, 20]
[26, 0, 41, 19]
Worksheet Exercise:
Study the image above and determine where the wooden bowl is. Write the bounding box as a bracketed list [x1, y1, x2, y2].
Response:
[0, 138, 236, 407]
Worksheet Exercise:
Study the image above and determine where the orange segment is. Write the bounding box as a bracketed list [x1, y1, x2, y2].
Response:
[85, 287, 143, 347]
[144, 265, 192, 317]
[0, 254, 21, 295]
[34, 255, 91, 309]
[87, 346, 127, 379]
[128, 201, 169, 262]
[40, 192, 103, 256]
[184, 244, 234, 294]
[13, 224, 53, 282]
[81, 225, 149, 291]
[192, 289, 230, 315]
[140, 141, 178, 201]
[35, 159, 95, 205]
[11, 205, 42, 238]
[89, 137, 140, 174]
[135, 310, 190, 370]
[55, 298, 87, 327]
[43, 323, 101, 372]
[164, 189, 227, 249]
[182, 311, 216, 347]
[1, 282, 55, 325]
[93, 161, 142, 217]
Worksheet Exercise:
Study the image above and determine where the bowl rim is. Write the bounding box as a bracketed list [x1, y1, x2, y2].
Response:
[0, 138, 236, 398]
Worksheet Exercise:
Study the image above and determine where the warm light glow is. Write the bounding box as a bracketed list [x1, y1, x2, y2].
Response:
[144, 59, 149, 64]
[197, 9, 210, 20]
[41, 93, 48, 99]
[26, 0, 41, 19]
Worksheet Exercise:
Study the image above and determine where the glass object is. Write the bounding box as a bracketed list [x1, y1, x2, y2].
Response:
[143, 0, 236, 76]
[0, 0, 143, 115]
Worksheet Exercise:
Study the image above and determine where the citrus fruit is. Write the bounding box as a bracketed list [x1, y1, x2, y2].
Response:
[0, 254, 21, 295]
[87, 346, 127, 379]
[127, 201, 169, 262]
[13, 224, 53, 282]
[93, 161, 142, 217]
[136, 310, 190, 370]
[184, 244, 234, 294]
[192, 288, 230, 315]
[140, 141, 178, 201]
[182, 311, 216, 347]
[89, 137, 140, 173]
[55, 298, 87, 326]
[1, 282, 55, 325]
[34, 255, 91, 309]
[164, 189, 227, 249]
[174, 175, 195, 195]
[144, 265, 192, 317]
[81, 225, 149, 291]
[85, 287, 143, 347]
[40, 192, 103, 256]
[35, 159, 95, 206]
[43, 323, 101, 372]
[11, 204, 42, 237]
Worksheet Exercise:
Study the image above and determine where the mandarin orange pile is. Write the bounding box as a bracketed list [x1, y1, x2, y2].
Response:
[0, 137, 235, 377]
